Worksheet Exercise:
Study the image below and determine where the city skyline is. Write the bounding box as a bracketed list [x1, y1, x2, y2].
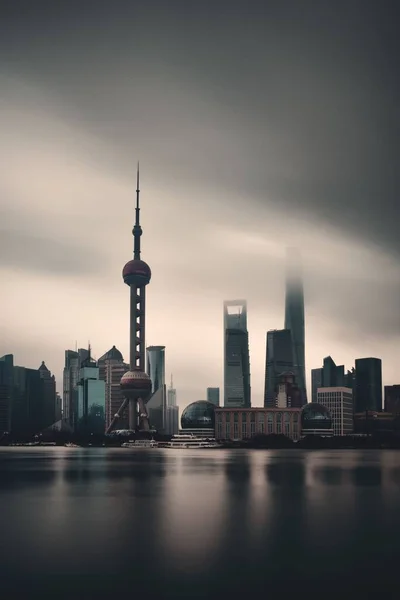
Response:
[1, 2, 399, 410]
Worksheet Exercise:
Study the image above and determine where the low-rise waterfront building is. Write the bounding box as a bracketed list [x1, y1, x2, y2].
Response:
[215, 407, 301, 441]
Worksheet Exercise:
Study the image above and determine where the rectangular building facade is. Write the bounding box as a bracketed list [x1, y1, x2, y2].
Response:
[384, 385, 400, 414]
[317, 387, 353, 436]
[207, 387, 220, 406]
[264, 329, 293, 407]
[215, 407, 301, 441]
[165, 405, 179, 435]
[355, 357, 382, 412]
[223, 300, 251, 408]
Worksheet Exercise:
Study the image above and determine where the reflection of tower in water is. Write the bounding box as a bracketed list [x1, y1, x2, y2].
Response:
[106, 166, 153, 433]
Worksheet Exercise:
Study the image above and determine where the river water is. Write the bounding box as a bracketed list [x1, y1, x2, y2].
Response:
[1, 448, 399, 599]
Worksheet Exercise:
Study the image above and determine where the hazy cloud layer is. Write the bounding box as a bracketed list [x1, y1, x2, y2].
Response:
[0, 1, 399, 406]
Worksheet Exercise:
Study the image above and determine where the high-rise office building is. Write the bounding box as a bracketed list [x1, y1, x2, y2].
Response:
[264, 329, 293, 407]
[207, 387, 220, 406]
[311, 356, 354, 403]
[284, 248, 307, 404]
[317, 387, 354, 435]
[165, 375, 178, 434]
[167, 375, 177, 407]
[354, 358, 382, 412]
[13, 366, 43, 436]
[76, 349, 105, 434]
[147, 346, 166, 393]
[38, 361, 57, 429]
[63, 348, 89, 427]
[223, 300, 251, 408]
[98, 346, 129, 431]
[146, 346, 167, 432]
[55, 393, 62, 422]
[0, 354, 13, 433]
[384, 385, 400, 414]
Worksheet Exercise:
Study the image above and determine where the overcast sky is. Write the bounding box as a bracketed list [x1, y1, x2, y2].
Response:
[1, 0, 399, 408]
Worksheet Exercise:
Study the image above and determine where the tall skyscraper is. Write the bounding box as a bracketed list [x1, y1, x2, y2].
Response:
[76, 348, 105, 434]
[223, 300, 251, 408]
[0, 354, 13, 433]
[284, 248, 307, 404]
[354, 357, 382, 412]
[106, 166, 153, 433]
[146, 345, 167, 432]
[13, 366, 43, 436]
[38, 361, 57, 429]
[207, 387, 220, 406]
[165, 374, 179, 435]
[98, 346, 129, 431]
[147, 346, 166, 393]
[63, 348, 89, 426]
[264, 329, 293, 407]
[167, 374, 177, 407]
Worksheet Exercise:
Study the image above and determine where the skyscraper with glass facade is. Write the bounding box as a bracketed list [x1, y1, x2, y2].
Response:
[146, 346, 166, 393]
[223, 300, 251, 408]
[76, 351, 106, 434]
[355, 357, 382, 412]
[146, 346, 167, 432]
[264, 329, 294, 407]
[284, 249, 307, 405]
[207, 387, 220, 406]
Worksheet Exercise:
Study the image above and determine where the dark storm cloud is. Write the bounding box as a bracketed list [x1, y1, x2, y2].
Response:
[1, 0, 399, 255]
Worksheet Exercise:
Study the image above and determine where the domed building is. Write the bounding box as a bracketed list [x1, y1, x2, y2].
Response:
[180, 401, 216, 438]
[301, 403, 333, 437]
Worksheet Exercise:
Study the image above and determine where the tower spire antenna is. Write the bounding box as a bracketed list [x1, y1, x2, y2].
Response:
[133, 161, 142, 259]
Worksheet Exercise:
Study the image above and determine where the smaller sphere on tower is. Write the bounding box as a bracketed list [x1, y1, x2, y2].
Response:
[122, 259, 151, 287]
[120, 370, 152, 400]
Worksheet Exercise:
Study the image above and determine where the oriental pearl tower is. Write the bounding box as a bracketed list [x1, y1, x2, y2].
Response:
[106, 165, 153, 434]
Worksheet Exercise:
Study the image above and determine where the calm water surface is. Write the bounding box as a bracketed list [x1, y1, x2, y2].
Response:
[1, 448, 400, 599]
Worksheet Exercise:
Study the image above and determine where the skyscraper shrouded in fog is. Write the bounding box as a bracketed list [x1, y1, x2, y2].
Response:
[284, 248, 307, 405]
[264, 329, 294, 407]
[223, 300, 251, 408]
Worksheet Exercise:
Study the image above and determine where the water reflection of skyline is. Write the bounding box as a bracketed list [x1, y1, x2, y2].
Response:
[2, 448, 400, 597]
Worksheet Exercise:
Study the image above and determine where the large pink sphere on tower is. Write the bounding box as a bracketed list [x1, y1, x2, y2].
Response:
[122, 259, 151, 287]
[120, 370, 152, 400]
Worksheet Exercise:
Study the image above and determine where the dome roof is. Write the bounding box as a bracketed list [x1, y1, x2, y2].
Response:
[181, 401, 216, 430]
[98, 345, 124, 362]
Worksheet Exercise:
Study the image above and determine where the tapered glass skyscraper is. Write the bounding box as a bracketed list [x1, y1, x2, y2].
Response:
[284, 249, 307, 405]
[223, 300, 251, 408]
